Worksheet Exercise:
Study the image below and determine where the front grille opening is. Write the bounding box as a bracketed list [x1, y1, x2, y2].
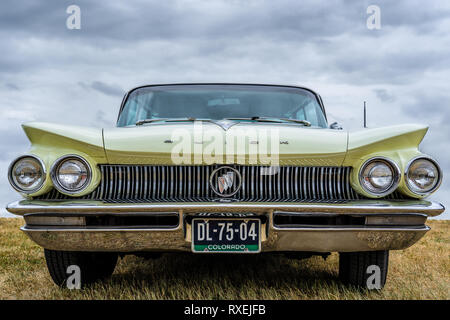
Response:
[35, 164, 410, 202]
[85, 214, 179, 229]
[273, 213, 366, 228]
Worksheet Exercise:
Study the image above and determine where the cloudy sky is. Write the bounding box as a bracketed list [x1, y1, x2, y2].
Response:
[1, 0, 449, 218]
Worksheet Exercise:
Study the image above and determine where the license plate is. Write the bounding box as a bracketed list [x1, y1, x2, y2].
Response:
[192, 218, 261, 253]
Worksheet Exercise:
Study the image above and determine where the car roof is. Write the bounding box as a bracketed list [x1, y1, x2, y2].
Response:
[125, 83, 321, 97]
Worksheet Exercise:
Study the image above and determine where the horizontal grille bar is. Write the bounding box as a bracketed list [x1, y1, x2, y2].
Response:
[37, 165, 406, 202]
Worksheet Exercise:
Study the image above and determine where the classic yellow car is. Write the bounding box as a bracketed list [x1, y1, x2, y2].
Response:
[6, 84, 444, 289]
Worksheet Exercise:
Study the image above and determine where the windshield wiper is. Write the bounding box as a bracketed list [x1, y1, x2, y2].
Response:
[136, 117, 213, 126]
[136, 117, 311, 127]
[136, 118, 170, 125]
[224, 117, 311, 127]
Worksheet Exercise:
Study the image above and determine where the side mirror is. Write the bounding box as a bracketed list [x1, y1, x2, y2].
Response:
[329, 122, 343, 130]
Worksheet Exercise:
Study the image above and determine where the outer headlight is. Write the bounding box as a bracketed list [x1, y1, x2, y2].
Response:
[406, 157, 442, 195]
[8, 155, 46, 193]
[51, 155, 92, 194]
[359, 157, 400, 197]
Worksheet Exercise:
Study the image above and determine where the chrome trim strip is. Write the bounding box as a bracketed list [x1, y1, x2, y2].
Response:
[108, 166, 113, 198]
[271, 225, 430, 232]
[272, 211, 428, 218]
[21, 226, 181, 232]
[328, 167, 334, 199]
[7, 199, 445, 216]
[272, 211, 428, 229]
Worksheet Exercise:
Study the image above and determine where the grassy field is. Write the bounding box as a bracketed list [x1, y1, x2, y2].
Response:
[0, 218, 448, 300]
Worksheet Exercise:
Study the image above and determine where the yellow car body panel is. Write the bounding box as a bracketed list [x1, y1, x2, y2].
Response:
[103, 122, 348, 166]
[343, 124, 429, 198]
[19, 121, 432, 200]
[21, 122, 107, 197]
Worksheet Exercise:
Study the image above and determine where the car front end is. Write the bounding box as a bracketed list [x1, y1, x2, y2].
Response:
[6, 84, 445, 288]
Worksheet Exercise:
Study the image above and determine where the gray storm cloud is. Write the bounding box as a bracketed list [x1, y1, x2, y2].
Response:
[0, 0, 449, 217]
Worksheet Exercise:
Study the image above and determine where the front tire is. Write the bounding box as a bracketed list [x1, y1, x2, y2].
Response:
[339, 250, 389, 289]
[44, 249, 118, 287]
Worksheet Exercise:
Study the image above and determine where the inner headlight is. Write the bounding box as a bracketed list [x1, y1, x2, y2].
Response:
[359, 157, 400, 196]
[8, 155, 46, 193]
[406, 157, 442, 195]
[51, 155, 91, 193]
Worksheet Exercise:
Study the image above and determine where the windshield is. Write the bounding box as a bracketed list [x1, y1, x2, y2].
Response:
[117, 84, 327, 128]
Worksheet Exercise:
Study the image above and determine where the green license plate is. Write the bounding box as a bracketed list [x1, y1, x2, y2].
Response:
[192, 218, 261, 253]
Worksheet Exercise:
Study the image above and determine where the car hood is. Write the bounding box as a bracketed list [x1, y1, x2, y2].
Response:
[102, 122, 348, 166]
[22, 121, 429, 167]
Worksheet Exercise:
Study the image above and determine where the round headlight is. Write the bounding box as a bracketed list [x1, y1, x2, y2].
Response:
[359, 158, 400, 196]
[8, 155, 46, 193]
[406, 157, 442, 195]
[51, 155, 91, 193]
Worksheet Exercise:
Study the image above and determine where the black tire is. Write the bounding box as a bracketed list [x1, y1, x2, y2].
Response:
[339, 250, 389, 289]
[44, 249, 118, 287]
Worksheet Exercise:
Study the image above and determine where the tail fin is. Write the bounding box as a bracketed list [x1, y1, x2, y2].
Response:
[347, 124, 428, 154]
[22, 122, 105, 157]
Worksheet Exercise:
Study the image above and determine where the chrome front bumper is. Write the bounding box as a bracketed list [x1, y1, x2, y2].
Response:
[6, 199, 445, 253]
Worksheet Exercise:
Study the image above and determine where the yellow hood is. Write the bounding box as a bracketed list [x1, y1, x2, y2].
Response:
[102, 122, 348, 166]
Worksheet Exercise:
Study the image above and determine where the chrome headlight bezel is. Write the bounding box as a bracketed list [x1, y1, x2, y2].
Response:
[8, 155, 46, 194]
[359, 157, 401, 197]
[405, 156, 442, 196]
[50, 155, 92, 194]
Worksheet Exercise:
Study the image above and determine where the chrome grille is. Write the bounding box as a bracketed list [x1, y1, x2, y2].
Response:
[37, 165, 405, 202]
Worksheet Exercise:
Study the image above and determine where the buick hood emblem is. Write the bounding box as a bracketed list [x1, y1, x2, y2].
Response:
[218, 171, 234, 194]
[209, 166, 242, 197]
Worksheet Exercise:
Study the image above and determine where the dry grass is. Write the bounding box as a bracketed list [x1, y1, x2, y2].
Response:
[0, 218, 448, 300]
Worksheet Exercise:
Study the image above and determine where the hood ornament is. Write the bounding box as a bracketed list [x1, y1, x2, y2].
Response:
[213, 120, 239, 130]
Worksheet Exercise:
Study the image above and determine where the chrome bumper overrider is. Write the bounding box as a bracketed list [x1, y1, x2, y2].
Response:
[6, 199, 445, 253]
